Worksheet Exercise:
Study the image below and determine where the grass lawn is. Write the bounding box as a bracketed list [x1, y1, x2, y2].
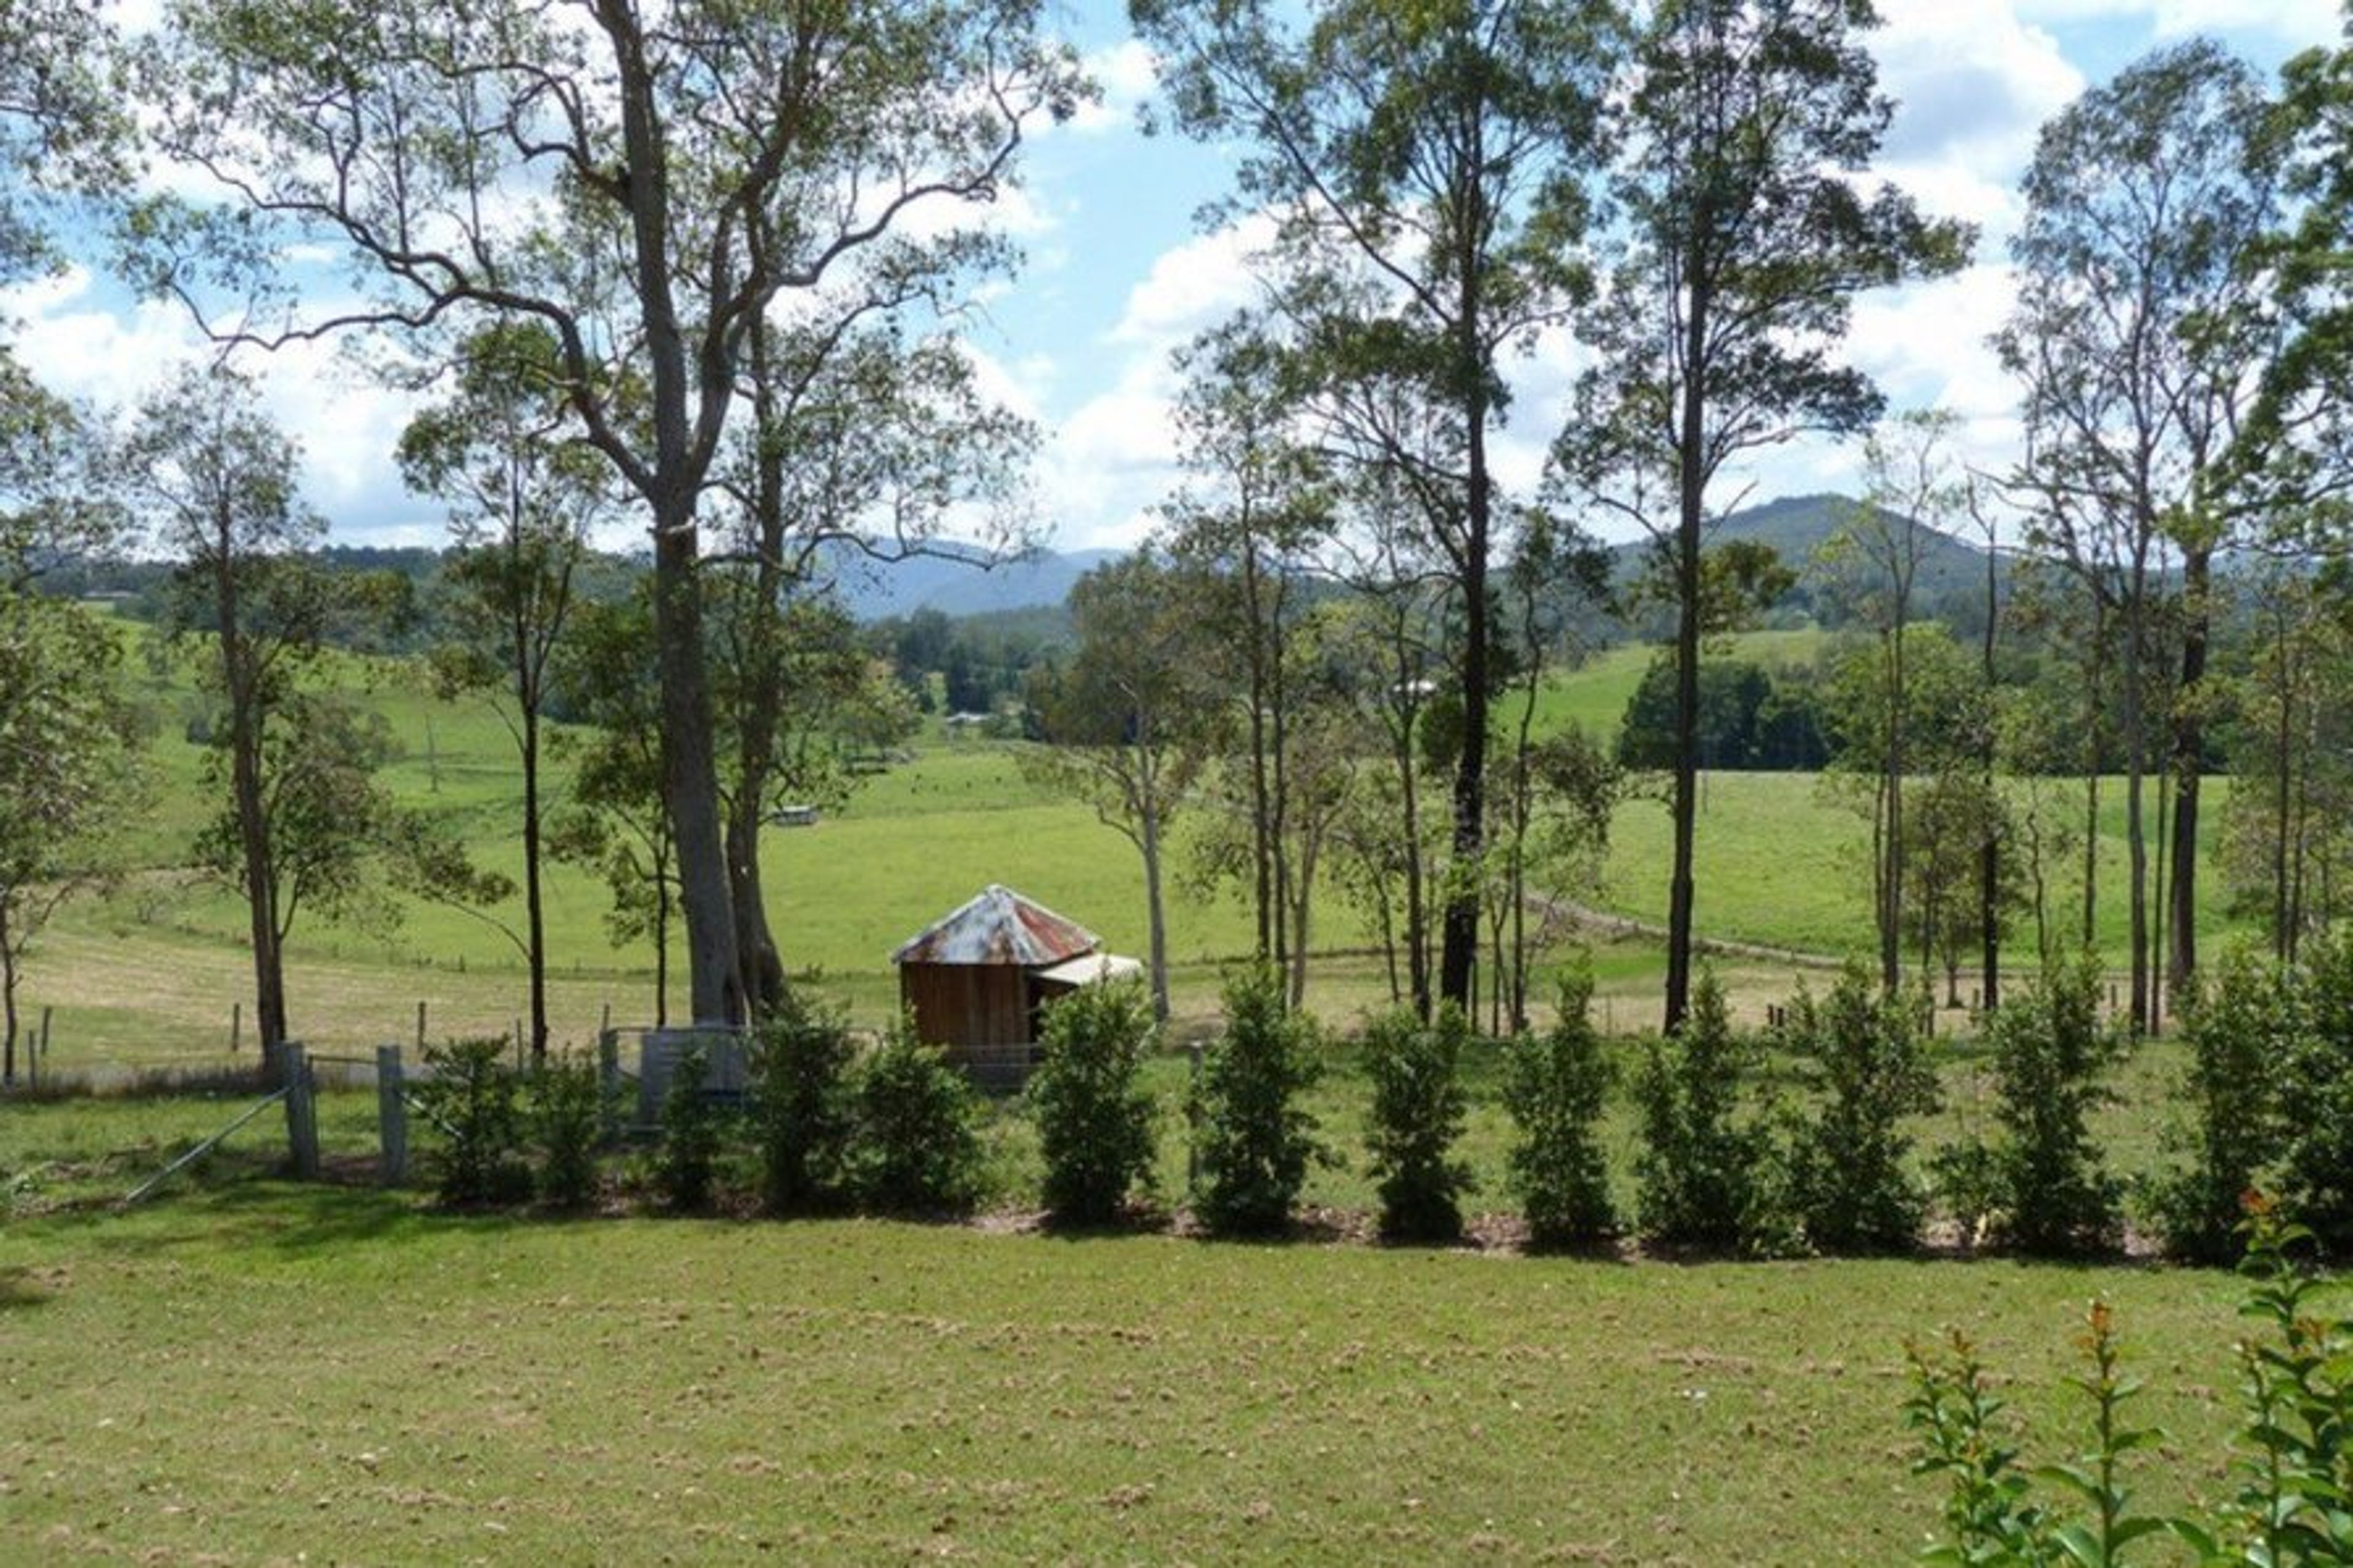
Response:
[0, 1180, 2257, 1566]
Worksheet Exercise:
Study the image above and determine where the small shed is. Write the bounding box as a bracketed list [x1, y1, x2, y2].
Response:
[892, 884, 1142, 1090]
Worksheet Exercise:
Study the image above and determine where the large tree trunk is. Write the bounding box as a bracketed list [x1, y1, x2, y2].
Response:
[1664, 280, 1710, 1036]
[611, 14, 740, 1030]
[520, 701, 550, 1064]
[651, 502, 741, 1027]
[1439, 379, 1491, 1012]
[2167, 545, 2210, 1004]
[215, 525, 289, 1081]
[2123, 585, 2150, 1036]
[727, 794, 787, 1017]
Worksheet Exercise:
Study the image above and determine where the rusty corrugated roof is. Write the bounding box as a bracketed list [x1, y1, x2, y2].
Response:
[892, 884, 1102, 968]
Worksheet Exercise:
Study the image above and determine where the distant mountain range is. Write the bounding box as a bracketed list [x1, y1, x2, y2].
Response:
[1607, 492, 2001, 607]
[825, 493, 2007, 623]
[820, 543, 1120, 622]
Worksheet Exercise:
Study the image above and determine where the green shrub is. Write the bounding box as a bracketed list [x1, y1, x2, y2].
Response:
[2278, 927, 2353, 1256]
[414, 1036, 529, 1207]
[1362, 1003, 1476, 1243]
[528, 1051, 604, 1208]
[2150, 945, 2290, 1264]
[1028, 980, 1159, 1226]
[653, 1044, 726, 1212]
[746, 999, 857, 1216]
[1503, 968, 1617, 1249]
[1908, 1200, 2353, 1564]
[1927, 1137, 2003, 1251]
[1632, 970, 1771, 1250]
[1783, 965, 1938, 1254]
[849, 1018, 982, 1214]
[1987, 954, 2124, 1257]
[1191, 967, 1330, 1237]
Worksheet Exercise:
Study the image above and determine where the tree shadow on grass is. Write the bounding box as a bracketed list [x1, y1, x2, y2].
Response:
[0, 1264, 63, 1309]
[85, 1180, 490, 1260]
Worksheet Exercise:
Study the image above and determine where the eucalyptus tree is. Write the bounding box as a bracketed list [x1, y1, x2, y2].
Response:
[1134, 0, 1617, 1012]
[0, 565, 140, 1086]
[135, 0, 1085, 1028]
[1998, 39, 2278, 1027]
[2243, 17, 2353, 523]
[1159, 313, 1336, 1000]
[1021, 553, 1225, 1023]
[2222, 557, 2353, 961]
[713, 254, 1033, 1016]
[1490, 511, 1613, 1033]
[124, 366, 349, 1078]
[548, 590, 678, 1027]
[1814, 411, 1969, 995]
[398, 321, 608, 1062]
[1555, 0, 1969, 1032]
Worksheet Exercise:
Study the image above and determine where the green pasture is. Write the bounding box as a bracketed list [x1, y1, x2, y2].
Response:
[15, 614, 2267, 1076]
[0, 1175, 2259, 1566]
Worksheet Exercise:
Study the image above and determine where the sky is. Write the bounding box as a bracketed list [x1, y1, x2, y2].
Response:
[4, 0, 2347, 556]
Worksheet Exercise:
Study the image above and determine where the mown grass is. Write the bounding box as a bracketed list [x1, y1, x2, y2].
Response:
[0, 1176, 2256, 1567]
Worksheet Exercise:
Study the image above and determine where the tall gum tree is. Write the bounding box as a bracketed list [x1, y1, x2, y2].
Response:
[398, 321, 608, 1062]
[123, 365, 325, 1080]
[1553, 0, 1969, 1032]
[1134, 0, 1616, 1012]
[134, 0, 1085, 1026]
[714, 244, 1033, 1017]
[1998, 39, 2276, 1028]
[1160, 314, 1336, 1005]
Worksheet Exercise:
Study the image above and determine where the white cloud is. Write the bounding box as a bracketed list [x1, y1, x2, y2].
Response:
[2016, 0, 2341, 41]
[1873, 0, 2084, 250]
[1061, 38, 1160, 137]
[4, 266, 439, 542]
[1108, 213, 1275, 347]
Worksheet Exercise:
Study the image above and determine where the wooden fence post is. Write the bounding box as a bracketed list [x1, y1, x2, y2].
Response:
[38, 1005, 51, 1067]
[230, 1001, 241, 1055]
[415, 1001, 427, 1051]
[377, 1044, 407, 1187]
[284, 1042, 320, 1181]
[597, 1030, 622, 1145]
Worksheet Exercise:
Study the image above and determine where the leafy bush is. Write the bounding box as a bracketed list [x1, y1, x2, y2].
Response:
[653, 1043, 726, 1212]
[1504, 968, 1618, 1249]
[1028, 979, 1159, 1226]
[1783, 965, 1938, 1254]
[1908, 1200, 2353, 1564]
[1632, 970, 1772, 1250]
[1191, 967, 1330, 1237]
[2149, 945, 2290, 1263]
[1362, 1003, 1476, 1243]
[528, 1051, 605, 1208]
[1927, 1138, 2004, 1251]
[1987, 954, 2124, 1257]
[746, 999, 857, 1216]
[849, 1018, 983, 1214]
[415, 1036, 529, 1206]
[2278, 927, 2353, 1256]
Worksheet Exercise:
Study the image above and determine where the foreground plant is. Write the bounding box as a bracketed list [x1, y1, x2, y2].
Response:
[1028, 979, 1159, 1227]
[1361, 1003, 1476, 1244]
[1503, 967, 1617, 1249]
[1191, 967, 1330, 1237]
[1906, 1199, 2353, 1564]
